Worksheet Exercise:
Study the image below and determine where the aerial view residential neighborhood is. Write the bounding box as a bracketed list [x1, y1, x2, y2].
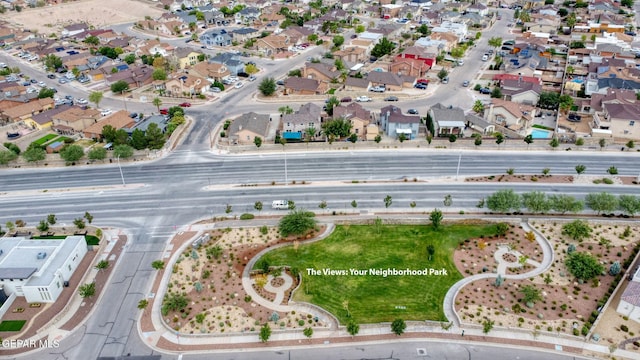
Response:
[1, 0, 640, 359]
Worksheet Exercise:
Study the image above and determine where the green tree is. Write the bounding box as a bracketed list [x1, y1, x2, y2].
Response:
[490, 87, 502, 99]
[437, 69, 448, 81]
[78, 282, 96, 298]
[258, 77, 277, 96]
[73, 218, 86, 229]
[332, 35, 344, 47]
[130, 129, 148, 150]
[549, 137, 560, 148]
[254, 136, 262, 148]
[609, 261, 621, 276]
[585, 192, 618, 214]
[391, 318, 406, 336]
[84, 35, 100, 46]
[371, 37, 395, 58]
[482, 319, 494, 334]
[110, 80, 129, 95]
[38, 87, 56, 99]
[124, 53, 136, 65]
[114, 129, 129, 145]
[495, 133, 504, 147]
[151, 260, 165, 270]
[101, 125, 117, 143]
[520, 285, 542, 305]
[89, 91, 103, 109]
[259, 323, 272, 343]
[37, 219, 49, 232]
[279, 105, 294, 115]
[322, 117, 352, 138]
[625, 140, 635, 149]
[43, 54, 62, 72]
[522, 191, 550, 214]
[347, 321, 360, 336]
[575, 164, 586, 175]
[324, 96, 340, 116]
[278, 209, 316, 237]
[565, 252, 604, 280]
[138, 299, 149, 310]
[486, 189, 521, 213]
[152, 97, 162, 112]
[355, 24, 366, 33]
[607, 166, 618, 175]
[245, 63, 258, 74]
[152, 68, 167, 81]
[487, 36, 503, 50]
[84, 211, 93, 224]
[113, 144, 134, 159]
[618, 195, 640, 216]
[523, 134, 534, 148]
[254, 201, 263, 212]
[22, 146, 46, 163]
[549, 194, 584, 214]
[599, 138, 607, 150]
[351, 200, 358, 208]
[145, 123, 166, 150]
[428, 208, 443, 230]
[562, 219, 592, 242]
[59, 144, 84, 163]
[47, 214, 57, 225]
[472, 100, 484, 114]
[88, 147, 107, 161]
[384, 195, 392, 208]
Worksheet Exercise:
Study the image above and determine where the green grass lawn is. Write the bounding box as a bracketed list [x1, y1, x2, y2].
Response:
[0, 320, 26, 332]
[32, 235, 99, 245]
[33, 134, 58, 146]
[256, 223, 499, 324]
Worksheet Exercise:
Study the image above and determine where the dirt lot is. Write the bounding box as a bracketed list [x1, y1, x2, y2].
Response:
[5, 0, 163, 34]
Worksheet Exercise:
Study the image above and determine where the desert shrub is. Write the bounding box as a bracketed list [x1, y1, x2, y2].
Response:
[240, 213, 255, 220]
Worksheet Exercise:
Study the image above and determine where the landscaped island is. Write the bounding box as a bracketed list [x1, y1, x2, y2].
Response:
[256, 222, 502, 323]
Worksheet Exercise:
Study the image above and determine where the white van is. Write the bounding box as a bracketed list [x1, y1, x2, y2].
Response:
[272, 200, 289, 210]
[482, 54, 489, 62]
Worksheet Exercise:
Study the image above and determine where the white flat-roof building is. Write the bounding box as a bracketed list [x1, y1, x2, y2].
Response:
[0, 236, 88, 303]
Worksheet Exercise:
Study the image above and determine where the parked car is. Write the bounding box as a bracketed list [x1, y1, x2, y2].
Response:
[340, 97, 352, 102]
[384, 96, 399, 101]
[276, 80, 285, 86]
[129, 112, 138, 118]
[211, 86, 221, 93]
[369, 86, 385, 93]
[414, 83, 427, 89]
[47, 74, 56, 79]
[160, 108, 169, 115]
[179, 102, 192, 107]
[76, 98, 88, 105]
[356, 96, 372, 102]
[479, 87, 491, 94]
[482, 54, 489, 61]
[30, 79, 37, 84]
[38, 81, 46, 87]
[234, 81, 244, 88]
[568, 114, 582, 122]
[441, 77, 449, 84]
[100, 109, 112, 116]
[248, 75, 257, 82]
[407, 109, 419, 115]
[462, 80, 470, 87]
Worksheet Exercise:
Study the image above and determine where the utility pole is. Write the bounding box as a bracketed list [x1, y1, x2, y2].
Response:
[116, 155, 125, 186]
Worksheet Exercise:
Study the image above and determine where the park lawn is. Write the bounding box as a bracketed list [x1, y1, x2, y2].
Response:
[0, 320, 26, 331]
[257, 223, 499, 324]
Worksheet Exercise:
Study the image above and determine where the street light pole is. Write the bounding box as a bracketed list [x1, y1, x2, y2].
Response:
[116, 155, 125, 186]
[456, 153, 462, 180]
[284, 150, 288, 186]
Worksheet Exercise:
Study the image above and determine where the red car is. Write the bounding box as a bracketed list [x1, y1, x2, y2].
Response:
[417, 79, 430, 84]
[179, 102, 191, 107]
[159, 108, 168, 115]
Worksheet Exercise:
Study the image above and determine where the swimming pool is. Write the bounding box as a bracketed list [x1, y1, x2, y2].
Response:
[530, 129, 553, 139]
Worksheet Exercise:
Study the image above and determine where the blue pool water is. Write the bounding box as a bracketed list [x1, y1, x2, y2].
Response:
[530, 129, 552, 139]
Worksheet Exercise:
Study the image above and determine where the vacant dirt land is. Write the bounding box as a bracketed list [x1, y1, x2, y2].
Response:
[5, 0, 162, 34]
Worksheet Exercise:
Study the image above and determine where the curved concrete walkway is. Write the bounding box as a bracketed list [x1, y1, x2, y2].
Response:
[241, 223, 341, 330]
[443, 221, 554, 327]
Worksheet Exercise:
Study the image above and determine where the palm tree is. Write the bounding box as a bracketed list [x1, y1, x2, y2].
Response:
[152, 97, 162, 113]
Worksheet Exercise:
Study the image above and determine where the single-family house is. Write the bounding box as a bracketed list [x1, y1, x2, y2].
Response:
[105, 65, 154, 89]
[124, 115, 167, 135]
[428, 103, 467, 137]
[83, 110, 136, 140]
[209, 53, 244, 76]
[164, 74, 209, 96]
[282, 103, 324, 141]
[173, 47, 203, 69]
[396, 46, 437, 68]
[284, 77, 326, 95]
[199, 29, 232, 47]
[499, 79, 543, 105]
[466, 3, 489, 16]
[192, 62, 230, 82]
[26, 104, 73, 130]
[379, 105, 420, 140]
[235, 7, 261, 24]
[228, 112, 272, 145]
[366, 71, 405, 91]
[344, 77, 371, 92]
[485, 99, 535, 135]
[255, 35, 289, 56]
[390, 58, 430, 78]
[52, 106, 102, 135]
[232, 28, 259, 43]
[333, 46, 368, 64]
[333, 102, 372, 140]
[303, 62, 341, 83]
[0, 98, 55, 123]
[61, 23, 89, 38]
[592, 103, 640, 140]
